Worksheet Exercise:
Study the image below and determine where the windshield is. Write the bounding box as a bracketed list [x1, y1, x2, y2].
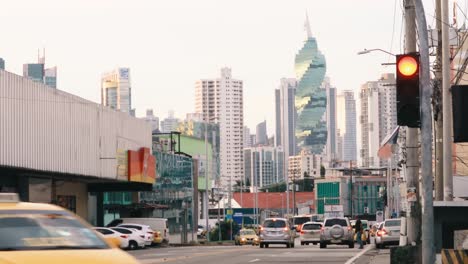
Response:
[263, 220, 286, 228]
[0, 211, 108, 251]
[119, 225, 143, 230]
[240, 230, 256, 235]
[293, 217, 311, 225]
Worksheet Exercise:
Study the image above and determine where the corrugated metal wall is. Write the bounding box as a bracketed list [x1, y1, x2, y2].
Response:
[0, 70, 151, 180]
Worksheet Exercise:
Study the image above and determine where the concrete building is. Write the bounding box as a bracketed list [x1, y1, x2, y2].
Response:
[160, 110, 180, 133]
[195, 68, 244, 188]
[324, 78, 337, 164]
[288, 150, 323, 180]
[44, 66, 57, 88]
[336, 90, 357, 163]
[144, 109, 159, 132]
[101, 67, 132, 113]
[244, 146, 285, 188]
[0, 69, 154, 226]
[360, 74, 397, 167]
[256, 120, 268, 146]
[186, 113, 203, 122]
[0, 58, 5, 70]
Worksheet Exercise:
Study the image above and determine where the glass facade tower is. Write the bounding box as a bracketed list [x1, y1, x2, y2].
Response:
[294, 17, 327, 154]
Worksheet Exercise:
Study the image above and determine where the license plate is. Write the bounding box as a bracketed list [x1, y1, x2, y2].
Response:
[331, 239, 341, 243]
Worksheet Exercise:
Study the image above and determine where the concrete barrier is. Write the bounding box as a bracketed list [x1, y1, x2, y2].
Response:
[441, 249, 468, 264]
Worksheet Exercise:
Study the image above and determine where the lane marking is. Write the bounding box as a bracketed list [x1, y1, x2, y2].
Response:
[249, 259, 260, 263]
[344, 244, 374, 264]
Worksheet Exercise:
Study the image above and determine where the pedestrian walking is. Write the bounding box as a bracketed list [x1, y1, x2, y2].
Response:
[355, 218, 363, 249]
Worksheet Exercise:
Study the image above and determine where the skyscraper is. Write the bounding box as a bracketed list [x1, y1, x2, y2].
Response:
[337, 90, 357, 163]
[145, 109, 160, 132]
[324, 78, 337, 164]
[195, 68, 244, 188]
[160, 110, 179, 133]
[295, 15, 327, 154]
[101, 67, 132, 113]
[256, 121, 268, 146]
[360, 73, 397, 167]
[23, 51, 57, 88]
[275, 78, 297, 158]
[0, 58, 5, 70]
[244, 146, 284, 188]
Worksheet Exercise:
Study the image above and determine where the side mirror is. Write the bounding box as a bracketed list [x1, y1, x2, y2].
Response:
[105, 237, 121, 248]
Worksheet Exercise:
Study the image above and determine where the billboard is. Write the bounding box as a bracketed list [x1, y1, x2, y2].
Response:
[128, 147, 156, 184]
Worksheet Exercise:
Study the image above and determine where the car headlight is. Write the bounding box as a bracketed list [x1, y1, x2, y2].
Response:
[241, 238, 246, 241]
[254, 237, 259, 241]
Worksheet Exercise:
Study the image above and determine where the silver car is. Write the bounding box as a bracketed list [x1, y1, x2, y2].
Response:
[300, 221, 322, 246]
[375, 219, 401, 248]
[259, 218, 295, 248]
[320, 217, 354, 248]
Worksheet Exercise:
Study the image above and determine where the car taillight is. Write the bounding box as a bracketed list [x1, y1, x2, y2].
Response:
[377, 229, 388, 236]
[283, 227, 288, 232]
[300, 231, 305, 234]
[120, 235, 128, 238]
[348, 226, 352, 231]
[260, 226, 264, 231]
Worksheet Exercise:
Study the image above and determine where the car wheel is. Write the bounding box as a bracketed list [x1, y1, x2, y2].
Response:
[265, 244, 269, 248]
[286, 243, 291, 248]
[320, 242, 326, 248]
[301, 242, 304, 246]
[348, 241, 354, 248]
[128, 241, 138, 250]
[260, 243, 264, 248]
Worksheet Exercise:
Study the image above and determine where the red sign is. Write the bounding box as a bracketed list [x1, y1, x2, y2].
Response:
[128, 147, 156, 184]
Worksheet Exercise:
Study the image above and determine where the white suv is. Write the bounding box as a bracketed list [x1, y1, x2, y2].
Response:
[320, 217, 354, 248]
[259, 218, 295, 248]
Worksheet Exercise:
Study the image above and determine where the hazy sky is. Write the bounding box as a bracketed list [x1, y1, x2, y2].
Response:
[0, 0, 451, 134]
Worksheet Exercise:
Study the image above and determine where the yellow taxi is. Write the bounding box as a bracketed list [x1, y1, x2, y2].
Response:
[0, 193, 139, 264]
[234, 229, 260, 246]
[153, 231, 163, 244]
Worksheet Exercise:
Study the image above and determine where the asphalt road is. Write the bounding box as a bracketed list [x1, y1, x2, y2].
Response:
[129, 241, 370, 264]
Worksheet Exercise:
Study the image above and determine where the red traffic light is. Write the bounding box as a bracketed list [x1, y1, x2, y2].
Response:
[397, 55, 418, 77]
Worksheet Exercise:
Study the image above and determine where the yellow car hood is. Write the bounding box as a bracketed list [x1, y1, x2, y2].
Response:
[0, 249, 139, 264]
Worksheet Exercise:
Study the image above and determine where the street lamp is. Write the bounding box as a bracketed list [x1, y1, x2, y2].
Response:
[176, 160, 195, 243]
[357, 48, 396, 56]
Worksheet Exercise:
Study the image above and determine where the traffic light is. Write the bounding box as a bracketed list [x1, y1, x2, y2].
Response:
[396, 53, 420, 127]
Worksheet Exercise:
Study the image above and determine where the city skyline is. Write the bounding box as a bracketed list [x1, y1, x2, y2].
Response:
[0, 0, 437, 131]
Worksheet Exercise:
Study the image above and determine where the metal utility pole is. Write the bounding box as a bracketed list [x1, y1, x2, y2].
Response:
[414, 0, 435, 262]
[204, 86, 210, 242]
[442, 0, 453, 201]
[403, 0, 421, 245]
[434, 0, 444, 201]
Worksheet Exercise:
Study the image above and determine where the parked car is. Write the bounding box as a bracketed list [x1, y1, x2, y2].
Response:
[375, 219, 401, 248]
[116, 224, 154, 246]
[320, 217, 354, 248]
[234, 229, 260, 246]
[94, 227, 127, 249]
[259, 218, 295, 248]
[300, 222, 322, 245]
[107, 218, 169, 244]
[369, 222, 382, 238]
[110, 227, 146, 250]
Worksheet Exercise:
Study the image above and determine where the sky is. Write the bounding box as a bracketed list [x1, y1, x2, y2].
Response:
[0, 0, 458, 136]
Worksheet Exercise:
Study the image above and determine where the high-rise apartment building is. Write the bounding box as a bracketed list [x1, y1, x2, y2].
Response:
[195, 68, 244, 188]
[0, 58, 5, 70]
[256, 121, 268, 146]
[324, 78, 337, 164]
[288, 150, 322, 180]
[101, 67, 132, 113]
[244, 126, 252, 148]
[160, 110, 180, 133]
[244, 146, 284, 188]
[360, 73, 397, 167]
[337, 90, 357, 163]
[145, 109, 160, 132]
[295, 15, 327, 154]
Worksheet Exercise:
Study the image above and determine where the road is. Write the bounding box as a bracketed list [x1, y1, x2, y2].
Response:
[129, 242, 370, 264]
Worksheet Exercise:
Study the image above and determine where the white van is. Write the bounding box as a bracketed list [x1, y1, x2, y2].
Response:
[107, 218, 169, 244]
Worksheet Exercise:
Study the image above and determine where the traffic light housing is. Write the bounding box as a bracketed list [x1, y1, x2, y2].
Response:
[396, 53, 420, 127]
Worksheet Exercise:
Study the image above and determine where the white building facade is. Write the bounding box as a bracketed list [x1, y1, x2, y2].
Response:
[244, 146, 285, 188]
[160, 110, 180, 133]
[360, 73, 397, 167]
[195, 68, 244, 188]
[336, 90, 357, 163]
[288, 150, 323, 180]
[101, 67, 132, 114]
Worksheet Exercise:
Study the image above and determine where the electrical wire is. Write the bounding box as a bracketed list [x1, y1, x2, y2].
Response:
[388, 0, 399, 61]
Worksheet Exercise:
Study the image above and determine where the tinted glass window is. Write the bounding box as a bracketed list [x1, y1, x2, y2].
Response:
[95, 229, 113, 235]
[0, 211, 108, 251]
[119, 225, 142, 230]
[302, 224, 321, 230]
[111, 228, 132, 234]
[263, 220, 286, 228]
[385, 220, 401, 227]
[293, 217, 311, 225]
[324, 219, 348, 227]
